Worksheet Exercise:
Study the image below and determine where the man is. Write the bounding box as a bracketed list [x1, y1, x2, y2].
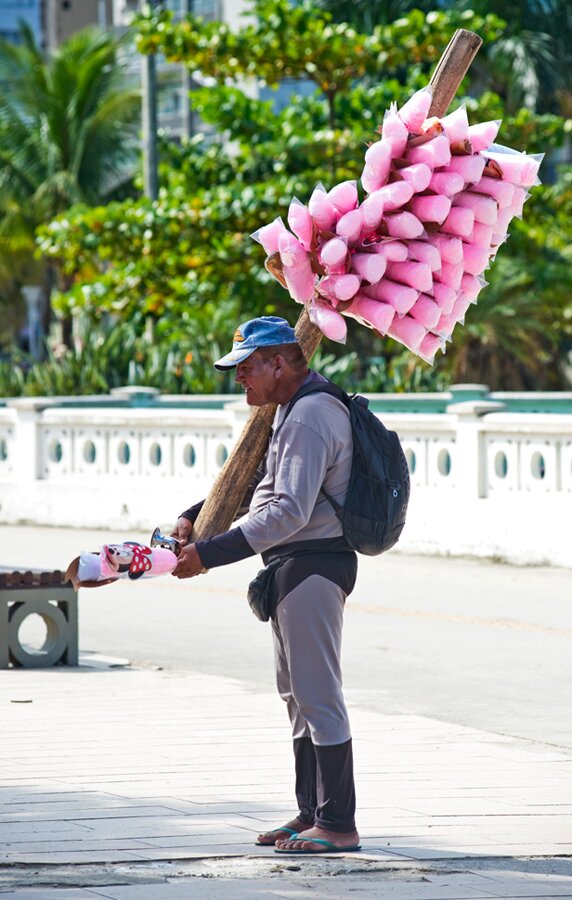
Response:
[171, 315, 360, 854]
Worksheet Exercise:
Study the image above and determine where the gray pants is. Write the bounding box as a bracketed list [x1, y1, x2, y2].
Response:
[272, 573, 352, 747]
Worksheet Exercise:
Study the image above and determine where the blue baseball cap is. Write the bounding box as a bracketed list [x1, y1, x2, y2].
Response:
[214, 316, 298, 370]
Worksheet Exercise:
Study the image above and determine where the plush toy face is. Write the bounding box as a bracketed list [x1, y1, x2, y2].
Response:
[103, 542, 153, 579]
[104, 544, 134, 572]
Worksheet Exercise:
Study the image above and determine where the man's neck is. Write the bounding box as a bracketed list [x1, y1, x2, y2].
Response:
[275, 368, 311, 406]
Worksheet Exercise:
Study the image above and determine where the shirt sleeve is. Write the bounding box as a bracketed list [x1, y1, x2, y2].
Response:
[179, 500, 204, 523]
[239, 418, 331, 554]
[195, 526, 256, 569]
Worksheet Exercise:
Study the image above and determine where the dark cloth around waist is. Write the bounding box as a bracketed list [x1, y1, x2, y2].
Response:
[256, 538, 357, 621]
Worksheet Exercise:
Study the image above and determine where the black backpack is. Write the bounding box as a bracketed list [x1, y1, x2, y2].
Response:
[283, 381, 410, 555]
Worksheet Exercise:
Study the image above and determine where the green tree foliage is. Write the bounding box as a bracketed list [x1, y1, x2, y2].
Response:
[319, 0, 572, 116]
[0, 311, 238, 397]
[137, 1, 505, 131]
[316, 0, 442, 31]
[456, 0, 572, 116]
[31, 0, 572, 395]
[0, 24, 140, 350]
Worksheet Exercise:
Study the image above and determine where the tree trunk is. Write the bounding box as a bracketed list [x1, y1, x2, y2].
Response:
[192, 29, 483, 542]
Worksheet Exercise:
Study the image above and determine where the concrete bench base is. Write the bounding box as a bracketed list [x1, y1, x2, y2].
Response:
[0, 575, 78, 668]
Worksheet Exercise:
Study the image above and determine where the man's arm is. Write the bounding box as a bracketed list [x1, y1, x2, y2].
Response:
[171, 461, 267, 575]
[173, 463, 266, 547]
[174, 417, 332, 579]
[172, 525, 255, 578]
[172, 403, 341, 576]
[172, 501, 204, 546]
[239, 419, 331, 553]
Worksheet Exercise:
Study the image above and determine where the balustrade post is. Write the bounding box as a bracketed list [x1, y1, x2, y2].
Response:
[224, 398, 251, 445]
[447, 399, 505, 499]
[6, 399, 47, 486]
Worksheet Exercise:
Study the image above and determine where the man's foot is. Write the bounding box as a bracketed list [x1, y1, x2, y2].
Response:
[255, 817, 313, 846]
[274, 825, 361, 854]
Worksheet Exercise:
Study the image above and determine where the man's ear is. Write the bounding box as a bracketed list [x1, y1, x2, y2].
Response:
[273, 353, 285, 376]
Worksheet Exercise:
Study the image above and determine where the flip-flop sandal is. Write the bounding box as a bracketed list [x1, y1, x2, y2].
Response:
[274, 833, 362, 854]
[255, 826, 299, 846]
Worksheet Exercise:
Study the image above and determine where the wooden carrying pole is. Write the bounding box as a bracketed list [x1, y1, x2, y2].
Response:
[191, 28, 482, 542]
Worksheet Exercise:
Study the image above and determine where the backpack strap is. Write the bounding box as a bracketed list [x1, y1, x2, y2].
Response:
[276, 379, 353, 515]
[282, 379, 351, 421]
[273, 379, 348, 443]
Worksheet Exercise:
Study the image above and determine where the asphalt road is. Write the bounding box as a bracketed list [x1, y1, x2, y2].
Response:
[3, 525, 571, 749]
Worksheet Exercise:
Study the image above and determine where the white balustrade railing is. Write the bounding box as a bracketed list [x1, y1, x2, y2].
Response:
[38, 408, 234, 482]
[0, 394, 570, 567]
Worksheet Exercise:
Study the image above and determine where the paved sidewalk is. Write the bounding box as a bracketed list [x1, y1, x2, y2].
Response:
[1, 655, 572, 899]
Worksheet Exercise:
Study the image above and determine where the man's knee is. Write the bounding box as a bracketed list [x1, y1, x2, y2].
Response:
[290, 694, 351, 746]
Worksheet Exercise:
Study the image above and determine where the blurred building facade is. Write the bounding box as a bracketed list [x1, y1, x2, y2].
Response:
[0, 0, 241, 139]
[0, 0, 112, 48]
[45, 0, 114, 51]
[112, 0, 225, 140]
[0, 0, 42, 43]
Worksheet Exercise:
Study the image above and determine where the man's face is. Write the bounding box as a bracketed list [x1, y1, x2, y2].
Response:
[235, 350, 277, 406]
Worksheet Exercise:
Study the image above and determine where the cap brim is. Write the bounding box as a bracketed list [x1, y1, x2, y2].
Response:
[213, 345, 256, 370]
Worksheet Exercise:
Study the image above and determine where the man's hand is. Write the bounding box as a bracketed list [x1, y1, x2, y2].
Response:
[171, 543, 206, 579]
[171, 516, 194, 547]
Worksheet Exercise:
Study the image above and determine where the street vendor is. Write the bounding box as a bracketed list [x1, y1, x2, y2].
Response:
[171, 315, 361, 855]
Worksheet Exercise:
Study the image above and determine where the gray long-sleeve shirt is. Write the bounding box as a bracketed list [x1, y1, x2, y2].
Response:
[195, 371, 353, 568]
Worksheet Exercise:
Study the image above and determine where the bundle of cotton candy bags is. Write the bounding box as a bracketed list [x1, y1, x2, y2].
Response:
[251, 85, 542, 363]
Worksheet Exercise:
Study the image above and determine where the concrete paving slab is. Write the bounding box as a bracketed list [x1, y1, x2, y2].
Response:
[477, 871, 572, 897]
[0, 805, 203, 824]
[1, 636, 572, 900]
[0, 823, 92, 840]
[388, 844, 572, 859]
[0, 840, 154, 854]
[34, 872, 564, 900]
[0, 891, 97, 900]
[0, 851, 151, 865]
[2, 662, 572, 867]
